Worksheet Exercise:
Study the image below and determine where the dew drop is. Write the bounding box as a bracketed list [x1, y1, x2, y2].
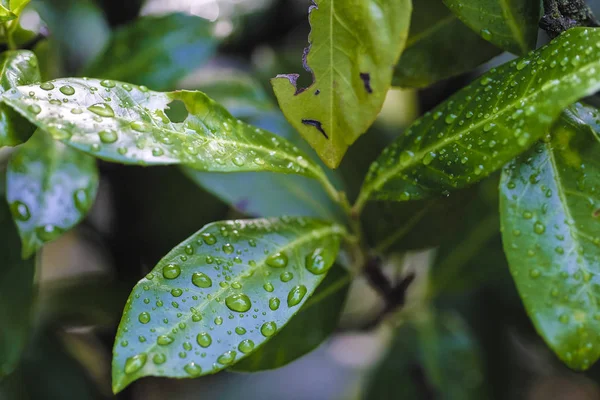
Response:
[266, 252, 288, 268]
[305, 248, 329, 275]
[98, 129, 118, 143]
[184, 362, 202, 377]
[269, 297, 280, 310]
[138, 312, 151, 324]
[59, 85, 75, 96]
[217, 351, 236, 365]
[287, 285, 307, 307]
[87, 103, 115, 117]
[196, 332, 212, 347]
[238, 339, 255, 354]
[201, 233, 217, 245]
[162, 264, 181, 279]
[40, 82, 54, 90]
[28, 104, 41, 114]
[225, 293, 252, 312]
[192, 272, 212, 288]
[124, 353, 147, 374]
[10, 201, 30, 221]
[157, 335, 174, 346]
[152, 353, 166, 365]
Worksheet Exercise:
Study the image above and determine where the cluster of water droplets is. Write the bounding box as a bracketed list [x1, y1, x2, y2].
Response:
[115, 217, 341, 379]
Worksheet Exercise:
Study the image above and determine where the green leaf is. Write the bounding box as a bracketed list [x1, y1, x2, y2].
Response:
[1, 78, 333, 186]
[363, 311, 486, 399]
[499, 102, 600, 370]
[84, 13, 218, 91]
[230, 264, 350, 371]
[355, 28, 600, 212]
[10, 0, 31, 16]
[0, 1, 16, 23]
[0, 183, 35, 378]
[443, 0, 540, 55]
[272, 0, 412, 168]
[0, 50, 40, 147]
[112, 217, 346, 393]
[6, 130, 99, 258]
[393, 0, 502, 88]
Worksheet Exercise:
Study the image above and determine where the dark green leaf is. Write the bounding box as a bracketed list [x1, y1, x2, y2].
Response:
[443, 0, 540, 55]
[6, 130, 98, 258]
[1, 78, 334, 188]
[84, 13, 218, 91]
[0, 182, 35, 378]
[393, 0, 502, 88]
[272, 0, 412, 168]
[0, 50, 40, 147]
[364, 311, 487, 400]
[355, 28, 600, 212]
[500, 103, 600, 370]
[230, 265, 350, 371]
[112, 217, 346, 393]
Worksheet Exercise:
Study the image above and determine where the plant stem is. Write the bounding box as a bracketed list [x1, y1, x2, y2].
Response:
[541, 0, 599, 38]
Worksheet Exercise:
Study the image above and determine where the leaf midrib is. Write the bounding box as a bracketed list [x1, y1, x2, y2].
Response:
[137, 224, 344, 359]
[365, 58, 600, 198]
[498, 0, 528, 53]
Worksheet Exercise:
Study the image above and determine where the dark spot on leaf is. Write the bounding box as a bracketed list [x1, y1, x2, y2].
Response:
[235, 198, 251, 212]
[315, 89, 320, 95]
[302, 119, 328, 139]
[165, 100, 188, 123]
[359, 72, 372, 93]
[594, 208, 600, 218]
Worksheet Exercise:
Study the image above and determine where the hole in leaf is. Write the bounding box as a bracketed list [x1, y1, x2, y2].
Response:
[165, 100, 189, 123]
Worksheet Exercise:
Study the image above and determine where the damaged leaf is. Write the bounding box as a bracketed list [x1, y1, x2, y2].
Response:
[272, 0, 412, 168]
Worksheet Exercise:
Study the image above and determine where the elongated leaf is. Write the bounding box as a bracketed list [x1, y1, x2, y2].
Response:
[0, 0, 15, 22]
[364, 311, 486, 400]
[1, 78, 331, 185]
[231, 264, 350, 371]
[0, 183, 35, 378]
[112, 217, 346, 393]
[272, 0, 412, 168]
[393, 0, 501, 88]
[84, 13, 218, 91]
[500, 103, 600, 370]
[355, 28, 600, 211]
[443, 0, 540, 55]
[0, 50, 40, 147]
[6, 130, 98, 258]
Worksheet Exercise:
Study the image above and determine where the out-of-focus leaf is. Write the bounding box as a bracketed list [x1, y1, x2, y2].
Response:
[84, 13, 218, 91]
[443, 0, 540, 54]
[112, 217, 346, 393]
[0, 50, 40, 147]
[2, 78, 333, 190]
[364, 311, 487, 399]
[272, 0, 412, 168]
[393, 0, 501, 88]
[355, 28, 600, 212]
[0, 0, 15, 22]
[9, 0, 30, 16]
[0, 181, 35, 378]
[6, 131, 99, 258]
[231, 265, 350, 371]
[500, 103, 600, 370]
[32, 0, 109, 71]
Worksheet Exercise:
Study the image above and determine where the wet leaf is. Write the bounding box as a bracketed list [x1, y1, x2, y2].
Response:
[84, 13, 218, 91]
[0, 182, 35, 378]
[6, 130, 99, 258]
[364, 311, 487, 400]
[1, 78, 332, 187]
[356, 28, 600, 211]
[272, 0, 412, 168]
[0, 50, 40, 147]
[443, 0, 540, 55]
[112, 217, 346, 393]
[500, 103, 600, 370]
[393, 0, 502, 88]
[231, 265, 350, 371]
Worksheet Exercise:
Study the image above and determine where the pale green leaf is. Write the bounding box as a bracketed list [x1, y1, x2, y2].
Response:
[500, 102, 600, 370]
[272, 0, 412, 168]
[355, 28, 600, 212]
[6, 130, 99, 258]
[112, 217, 346, 393]
[231, 265, 350, 371]
[1, 78, 332, 187]
[0, 50, 40, 147]
[443, 0, 540, 55]
[84, 13, 218, 91]
[394, 0, 502, 88]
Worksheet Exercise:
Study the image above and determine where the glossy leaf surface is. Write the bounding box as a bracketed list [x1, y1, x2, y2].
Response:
[356, 28, 600, 211]
[364, 311, 486, 399]
[272, 0, 412, 168]
[0, 50, 40, 147]
[6, 131, 98, 258]
[0, 183, 35, 377]
[443, 0, 540, 54]
[85, 14, 218, 91]
[1, 78, 330, 184]
[112, 217, 345, 392]
[393, 0, 501, 88]
[231, 265, 350, 371]
[500, 103, 600, 370]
